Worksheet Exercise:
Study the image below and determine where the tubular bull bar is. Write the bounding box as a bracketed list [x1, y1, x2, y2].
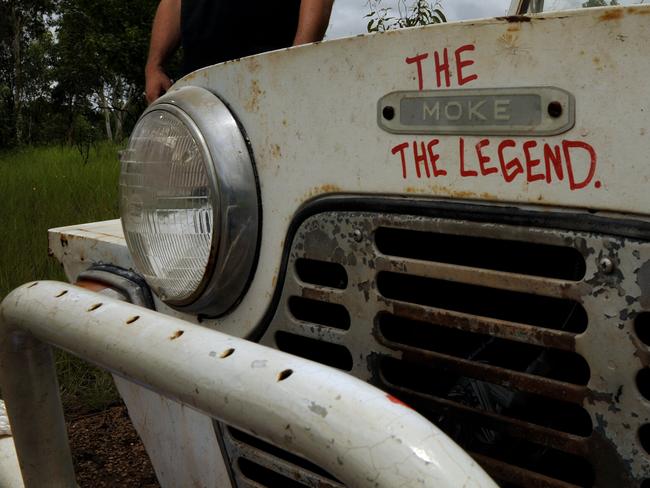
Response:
[0, 281, 496, 488]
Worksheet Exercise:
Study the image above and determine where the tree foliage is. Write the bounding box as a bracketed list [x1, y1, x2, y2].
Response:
[0, 0, 56, 147]
[0, 0, 158, 150]
[366, 0, 446, 33]
[56, 0, 158, 143]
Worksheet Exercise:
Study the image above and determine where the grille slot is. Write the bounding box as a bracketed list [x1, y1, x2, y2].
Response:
[295, 258, 348, 289]
[637, 369, 650, 400]
[288, 296, 351, 330]
[378, 356, 593, 438]
[246, 211, 650, 487]
[377, 272, 588, 333]
[635, 313, 650, 346]
[375, 226, 586, 280]
[275, 331, 353, 371]
[220, 425, 343, 488]
[377, 313, 590, 385]
[238, 459, 307, 488]
[228, 427, 340, 482]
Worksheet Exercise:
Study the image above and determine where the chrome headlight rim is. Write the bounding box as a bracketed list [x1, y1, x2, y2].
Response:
[122, 86, 260, 317]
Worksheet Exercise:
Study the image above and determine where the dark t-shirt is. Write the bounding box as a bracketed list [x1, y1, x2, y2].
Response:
[181, 0, 302, 75]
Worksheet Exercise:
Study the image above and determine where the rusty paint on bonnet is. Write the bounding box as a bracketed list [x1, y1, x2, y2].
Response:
[495, 15, 532, 23]
[270, 144, 282, 159]
[599, 9, 624, 21]
[627, 7, 650, 15]
[244, 80, 264, 113]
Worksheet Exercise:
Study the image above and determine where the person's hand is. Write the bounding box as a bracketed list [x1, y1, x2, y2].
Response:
[145, 65, 172, 105]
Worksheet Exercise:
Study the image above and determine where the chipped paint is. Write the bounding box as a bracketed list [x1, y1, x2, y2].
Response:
[599, 9, 624, 21]
[308, 402, 328, 418]
[386, 394, 412, 409]
[495, 15, 531, 23]
[637, 260, 650, 309]
[261, 210, 650, 485]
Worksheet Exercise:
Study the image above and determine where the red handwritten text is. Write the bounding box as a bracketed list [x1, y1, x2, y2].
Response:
[405, 44, 478, 90]
[391, 138, 599, 191]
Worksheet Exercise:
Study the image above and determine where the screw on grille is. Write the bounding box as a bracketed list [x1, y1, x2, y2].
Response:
[599, 258, 614, 274]
[352, 229, 363, 242]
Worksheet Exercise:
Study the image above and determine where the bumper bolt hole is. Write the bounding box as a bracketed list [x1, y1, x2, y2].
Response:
[277, 369, 293, 382]
[220, 348, 235, 358]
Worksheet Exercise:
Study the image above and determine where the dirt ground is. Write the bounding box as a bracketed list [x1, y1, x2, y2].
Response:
[67, 404, 160, 488]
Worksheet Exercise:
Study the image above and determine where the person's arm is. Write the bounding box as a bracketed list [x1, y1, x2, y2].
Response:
[145, 0, 181, 105]
[293, 0, 335, 45]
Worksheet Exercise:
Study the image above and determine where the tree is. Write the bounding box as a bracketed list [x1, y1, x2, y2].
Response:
[0, 0, 55, 146]
[366, 0, 446, 33]
[56, 0, 157, 142]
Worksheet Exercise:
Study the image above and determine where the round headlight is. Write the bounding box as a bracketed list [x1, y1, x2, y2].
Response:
[120, 86, 259, 316]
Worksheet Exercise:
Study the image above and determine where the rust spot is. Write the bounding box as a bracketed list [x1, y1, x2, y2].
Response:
[387, 394, 412, 409]
[60, 235, 69, 247]
[170, 330, 185, 340]
[244, 80, 264, 112]
[593, 57, 601, 65]
[448, 190, 477, 199]
[507, 24, 521, 32]
[246, 57, 261, 73]
[629, 7, 650, 15]
[270, 144, 282, 159]
[496, 15, 531, 23]
[320, 184, 340, 193]
[302, 184, 342, 201]
[75, 280, 108, 293]
[498, 32, 519, 50]
[599, 9, 624, 21]
[272, 274, 278, 288]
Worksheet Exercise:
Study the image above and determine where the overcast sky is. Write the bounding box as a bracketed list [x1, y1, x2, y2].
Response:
[325, 0, 513, 39]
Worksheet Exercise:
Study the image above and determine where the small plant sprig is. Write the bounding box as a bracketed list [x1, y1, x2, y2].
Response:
[366, 0, 446, 33]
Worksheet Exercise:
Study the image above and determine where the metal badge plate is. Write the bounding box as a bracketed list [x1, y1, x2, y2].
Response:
[378, 87, 575, 136]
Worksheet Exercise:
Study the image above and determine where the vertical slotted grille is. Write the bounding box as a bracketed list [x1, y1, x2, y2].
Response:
[219, 210, 650, 488]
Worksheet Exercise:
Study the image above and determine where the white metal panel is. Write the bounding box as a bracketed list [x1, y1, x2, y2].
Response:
[114, 378, 231, 488]
[0, 438, 23, 488]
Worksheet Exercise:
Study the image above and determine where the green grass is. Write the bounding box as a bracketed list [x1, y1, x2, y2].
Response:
[0, 143, 123, 414]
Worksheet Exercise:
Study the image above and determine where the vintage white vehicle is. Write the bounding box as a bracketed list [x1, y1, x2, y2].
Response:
[1, 0, 649, 486]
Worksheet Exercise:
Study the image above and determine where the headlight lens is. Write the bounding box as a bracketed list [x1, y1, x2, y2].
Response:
[119, 86, 260, 317]
[120, 110, 216, 303]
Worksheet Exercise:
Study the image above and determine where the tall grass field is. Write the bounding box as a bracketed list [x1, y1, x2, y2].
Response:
[0, 143, 123, 413]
